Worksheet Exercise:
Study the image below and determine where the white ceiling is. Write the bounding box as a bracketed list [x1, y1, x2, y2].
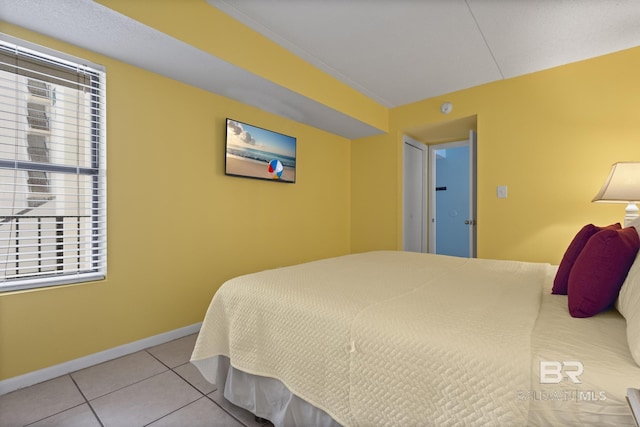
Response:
[2, 0, 639, 139]
[210, 0, 640, 107]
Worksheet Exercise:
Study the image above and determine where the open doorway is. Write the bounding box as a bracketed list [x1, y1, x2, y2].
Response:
[429, 131, 477, 257]
[402, 116, 477, 257]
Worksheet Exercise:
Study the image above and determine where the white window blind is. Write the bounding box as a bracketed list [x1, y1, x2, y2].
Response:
[0, 35, 106, 292]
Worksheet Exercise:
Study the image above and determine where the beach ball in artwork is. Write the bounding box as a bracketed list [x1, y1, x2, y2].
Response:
[268, 159, 284, 179]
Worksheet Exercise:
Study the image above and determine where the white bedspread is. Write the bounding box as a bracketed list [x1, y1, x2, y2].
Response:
[527, 268, 640, 426]
[191, 251, 549, 426]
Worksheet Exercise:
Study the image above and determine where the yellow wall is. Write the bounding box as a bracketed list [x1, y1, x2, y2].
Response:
[0, 24, 351, 380]
[352, 46, 640, 263]
[3, 16, 640, 383]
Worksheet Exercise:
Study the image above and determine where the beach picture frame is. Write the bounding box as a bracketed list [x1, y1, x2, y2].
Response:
[225, 118, 297, 183]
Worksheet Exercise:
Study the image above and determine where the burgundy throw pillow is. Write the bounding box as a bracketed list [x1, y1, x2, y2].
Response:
[552, 223, 621, 295]
[568, 227, 640, 318]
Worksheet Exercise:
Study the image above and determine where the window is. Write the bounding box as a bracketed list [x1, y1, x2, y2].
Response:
[0, 35, 106, 292]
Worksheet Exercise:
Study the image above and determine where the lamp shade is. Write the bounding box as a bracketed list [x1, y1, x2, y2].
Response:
[592, 162, 640, 203]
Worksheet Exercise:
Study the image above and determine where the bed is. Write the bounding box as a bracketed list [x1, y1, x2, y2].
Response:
[191, 232, 640, 426]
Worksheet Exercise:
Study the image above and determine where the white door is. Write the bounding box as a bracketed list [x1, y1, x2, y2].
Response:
[428, 130, 477, 257]
[403, 136, 428, 252]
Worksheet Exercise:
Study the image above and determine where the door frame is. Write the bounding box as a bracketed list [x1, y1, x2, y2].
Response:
[428, 130, 477, 256]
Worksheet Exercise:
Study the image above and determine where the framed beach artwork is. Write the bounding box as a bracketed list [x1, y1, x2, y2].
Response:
[225, 118, 297, 183]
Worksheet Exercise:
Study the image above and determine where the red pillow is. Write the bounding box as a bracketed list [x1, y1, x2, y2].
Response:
[567, 227, 640, 318]
[552, 223, 621, 294]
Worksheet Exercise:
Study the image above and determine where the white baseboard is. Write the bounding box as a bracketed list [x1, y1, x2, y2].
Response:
[0, 322, 202, 396]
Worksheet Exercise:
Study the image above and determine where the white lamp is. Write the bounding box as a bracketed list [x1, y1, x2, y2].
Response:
[592, 162, 640, 227]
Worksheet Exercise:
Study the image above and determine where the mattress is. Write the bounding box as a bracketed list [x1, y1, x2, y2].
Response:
[191, 251, 551, 426]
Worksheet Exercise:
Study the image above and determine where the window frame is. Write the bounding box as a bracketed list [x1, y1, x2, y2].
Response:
[0, 34, 107, 292]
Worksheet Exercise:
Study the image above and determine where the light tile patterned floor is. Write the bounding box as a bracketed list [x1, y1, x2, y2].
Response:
[0, 334, 273, 427]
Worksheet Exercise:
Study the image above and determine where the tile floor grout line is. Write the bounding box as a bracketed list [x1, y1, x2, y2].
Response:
[3, 334, 263, 427]
[22, 400, 88, 427]
[150, 345, 258, 427]
[162, 358, 255, 425]
[136, 349, 219, 427]
[83, 369, 202, 427]
[144, 349, 174, 371]
[82, 368, 171, 402]
[204, 392, 253, 427]
[141, 395, 211, 427]
[69, 374, 105, 427]
[144, 345, 218, 399]
[19, 374, 99, 427]
[170, 360, 214, 396]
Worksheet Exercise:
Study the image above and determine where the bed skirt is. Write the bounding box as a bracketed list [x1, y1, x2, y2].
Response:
[215, 355, 341, 427]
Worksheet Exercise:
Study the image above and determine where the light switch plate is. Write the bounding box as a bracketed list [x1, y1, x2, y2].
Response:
[497, 185, 508, 199]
